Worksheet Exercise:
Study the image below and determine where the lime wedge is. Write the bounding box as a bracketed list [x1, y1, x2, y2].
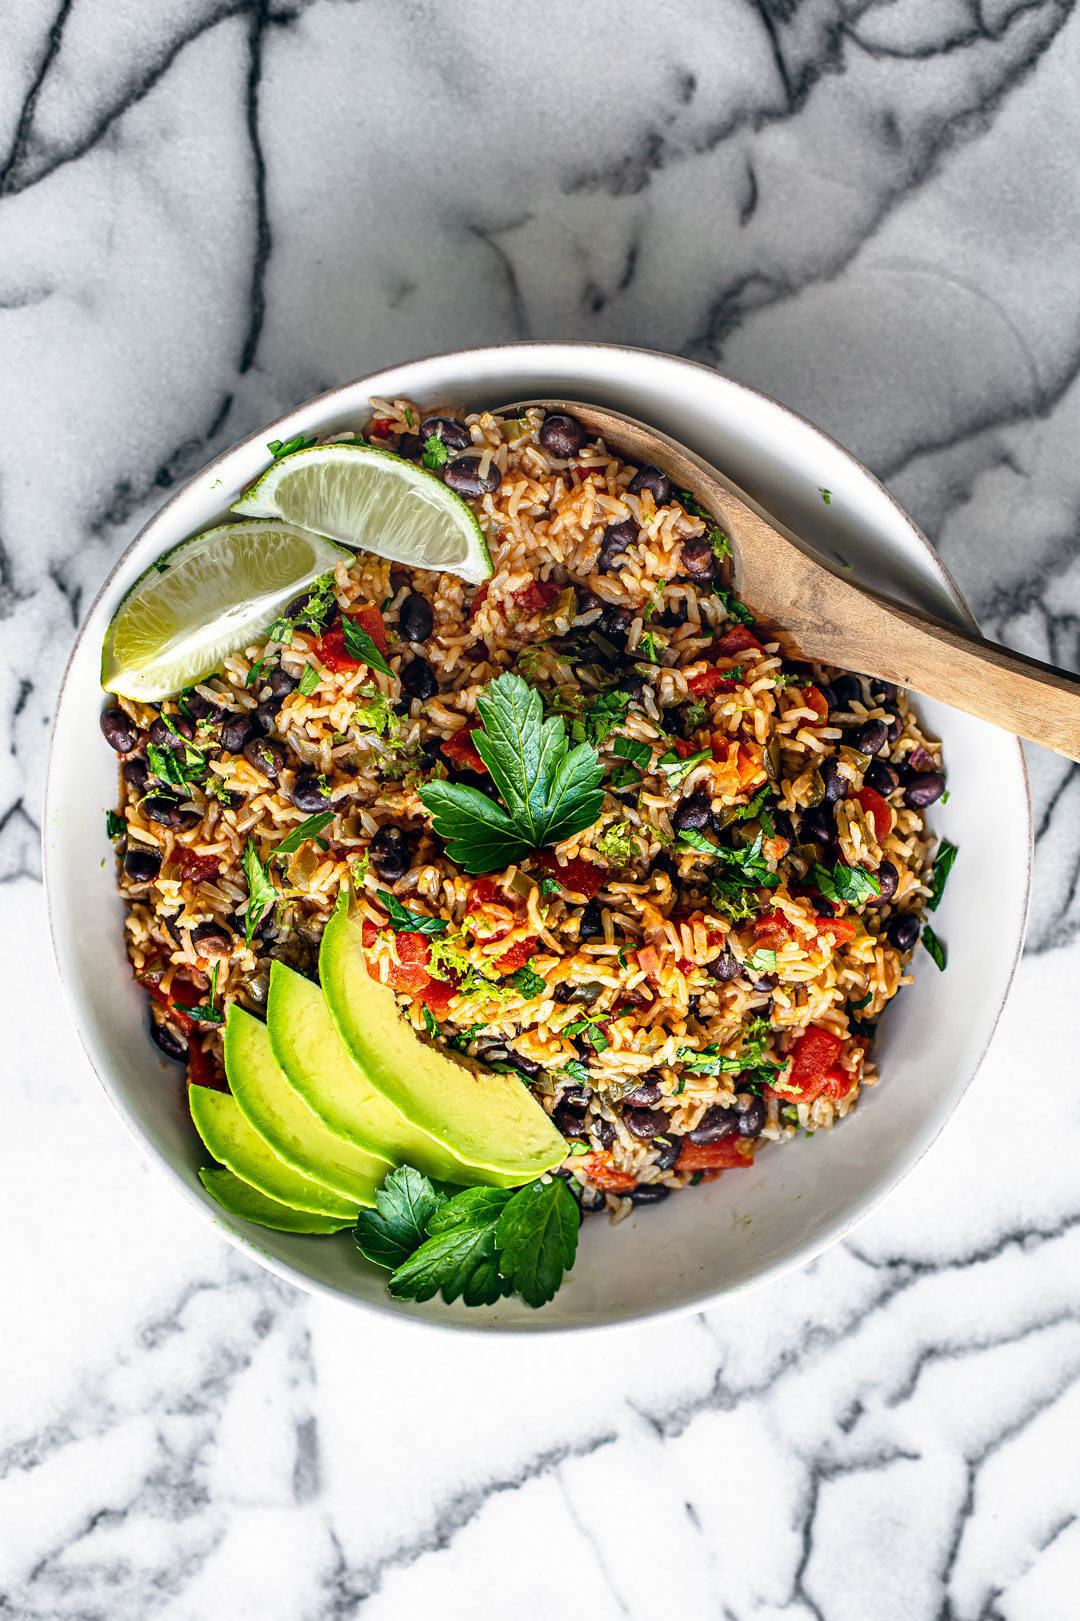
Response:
[101, 521, 352, 702]
[231, 443, 492, 584]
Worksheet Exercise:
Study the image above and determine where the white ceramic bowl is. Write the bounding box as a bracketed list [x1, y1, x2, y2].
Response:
[44, 343, 1031, 1333]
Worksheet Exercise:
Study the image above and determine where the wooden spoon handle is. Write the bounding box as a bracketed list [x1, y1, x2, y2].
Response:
[506, 398, 1080, 762]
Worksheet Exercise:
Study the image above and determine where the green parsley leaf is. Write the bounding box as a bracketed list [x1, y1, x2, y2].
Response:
[611, 765, 642, 789]
[388, 1187, 514, 1304]
[678, 829, 718, 856]
[820, 488, 832, 505]
[422, 1005, 440, 1038]
[637, 631, 660, 664]
[146, 742, 187, 790]
[585, 688, 630, 746]
[179, 1002, 224, 1026]
[152, 559, 169, 575]
[561, 1058, 591, 1087]
[658, 747, 711, 788]
[849, 992, 873, 1010]
[921, 925, 947, 971]
[564, 1014, 609, 1054]
[928, 840, 958, 911]
[354, 1166, 448, 1271]
[106, 810, 126, 840]
[267, 433, 317, 459]
[709, 876, 758, 922]
[245, 657, 268, 690]
[511, 961, 547, 999]
[297, 662, 321, 696]
[354, 685, 399, 741]
[746, 947, 777, 975]
[711, 586, 755, 627]
[276, 811, 334, 855]
[242, 839, 277, 946]
[420, 673, 605, 875]
[422, 434, 450, 470]
[341, 617, 394, 678]
[539, 877, 561, 896]
[812, 860, 881, 905]
[494, 1177, 581, 1309]
[375, 890, 449, 935]
[713, 830, 779, 889]
[741, 784, 771, 822]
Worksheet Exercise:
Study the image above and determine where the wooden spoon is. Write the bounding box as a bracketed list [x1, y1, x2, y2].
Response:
[500, 399, 1080, 762]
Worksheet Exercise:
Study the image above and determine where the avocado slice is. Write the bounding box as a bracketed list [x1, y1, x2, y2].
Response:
[267, 961, 504, 1187]
[199, 1166, 354, 1233]
[224, 1003, 390, 1205]
[319, 896, 566, 1184]
[189, 1084, 361, 1218]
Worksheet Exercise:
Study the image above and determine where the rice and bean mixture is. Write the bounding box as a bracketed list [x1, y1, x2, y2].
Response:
[102, 401, 947, 1218]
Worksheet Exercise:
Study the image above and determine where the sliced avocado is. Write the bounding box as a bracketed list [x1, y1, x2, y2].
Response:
[189, 1084, 361, 1218]
[267, 960, 502, 1187]
[199, 1166, 354, 1233]
[319, 895, 566, 1184]
[224, 1003, 390, 1205]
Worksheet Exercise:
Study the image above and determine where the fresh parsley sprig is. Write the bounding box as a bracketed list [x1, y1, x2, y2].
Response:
[354, 1166, 580, 1309]
[375, 891, 449, 935]
[511, 961, 547, 999]
[242, 839, 277, 946]
[419, 673, 605, 875]
[341, 616, 394, 678]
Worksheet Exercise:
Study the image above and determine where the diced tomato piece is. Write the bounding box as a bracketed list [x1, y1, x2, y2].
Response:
[637, 944, 661, 979]
[784, 1025, 845, 1104]
[856, 786, 893, 843]
[797, 684, 829, 726]
[469, 877, 502, 909]
[361, 920, 434, 996]
[816, 915, 857, 945]
[671, 737, 696, 759]
[820, 1066, 856, 1101]
[753, 909, 793, 951]
[492, 936, 539, 975]
[512, 578, 561, 616]
[686, 666, 742, 698]
[677, 1136, 756, 1172]
[142, 976, 199, 1037]
[173, 849, 220, 884]
[532, 851, 607, 900]
[313, 605, 389, 673]
[419, 975, 459, 1019]
[442, 716, 487, 773]
[573, 1153, 638, 1194]
[369, 418, 396, 437]
[709, 738, 765, 797]
[713, 625, 761, 657]
[467, 582, 489, 622]
[186, 1040, 227, 1091]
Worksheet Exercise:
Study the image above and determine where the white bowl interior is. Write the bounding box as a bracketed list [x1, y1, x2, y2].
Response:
[44, 344, 1030, 1332]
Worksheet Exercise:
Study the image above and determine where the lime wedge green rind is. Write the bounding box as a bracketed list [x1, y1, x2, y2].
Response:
[199, 1167, 355, 1233]
[231, 443, 492, 585]
[101, 520, 351, 702]
[224, 1002, 390, 1203]
[189, 1084, 360, 1218]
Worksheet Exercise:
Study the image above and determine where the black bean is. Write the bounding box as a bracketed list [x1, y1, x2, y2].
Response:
[183, 693, 222, 724]
[369, 824, 410, 881]
[752, 973, 777, 993]
[820, 756, 845, 804]
[462, 639, 489, 663]
[660, 600, 689, 629]
[397, 432, 424, 462]
[829, 674, 862, 711]
[149, 714, 195, 752]
[243, 737, 284, 780]
[578, 899, 603, 939]
[254, 701, 279, 732]
[594, 1116, 615, 1150]
[735, 1095, 766, 1137]
[816, 682, 836, 710]
[884, 709, 902, 745]
[801, 805, 835, 845]
[100, 707, 139, 754]
[870, 859, 898, 905]
[624, 1078, 662, 1106]
[443, 456, 501, 498]
[772, 809, 796, 847]
[150, 1019, 187, 1061]
[124, 757, 150, 791]
[673, 792, 712, 833]
[560, 1083, 591, 1108]
[852, 720, 888, 757]
[598, 518, 639, 571]
[618, 672, 648, 704]
[865, 760, 899, 797]
[124, 845, 161, 882]
[626, 1107, 671, 1141]
[401, 657, 438, 700]
[653, 1133, 683, 1170]
[220, 714, 256, 753]
[600, 603, 634, 649]
[399, 592, 434, 643]
[508, 1051, 541, 1079]
[679, 536, 715, 582]
[874, 682, 898, 705]
[649, 851, 677, 883]
[815, 897, 836, 917]
[292, 774, 331, 813]
[575, 1181, 608, 1212]
[192, 921, 232, 958]
[627, 465, 672, 506]
[687, 1105, 738, 1143]
[552, 982, 575, 1004]
[539, 412, 586, 458]
[268, 668, 298, 700]
[631, 1183, 672, 1205]
[284, 588, 334, 632]
[553, 1104, 588, 1139]
[143, 796, 183, 827]
[420, 414, 472, 451]
[708, 946, 739, 982]
[888, 913, 920, 952]
[904, 772, 945, 810]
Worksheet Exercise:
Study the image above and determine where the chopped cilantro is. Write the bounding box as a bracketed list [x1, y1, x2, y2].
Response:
[106, 811, 126, 841]
[658, 747, 711, 788]
[341, 618, 393, 678]
[511, 961, 547, 1000]
[745, 947, 777, 975]
[922, 925, 947, 971]
[711, 586, 755, 627]
[422, 435, 450, 470]
[375, 891, 449, 935]
[678, 829, 718, 856]
[242, 839, 276, 946]
[267, 433, 317, 459]
[276, 811, 334, 855]
[298, 662, 321, 696]
[928, 840, 957, 911]
[813, 860, 881, 905]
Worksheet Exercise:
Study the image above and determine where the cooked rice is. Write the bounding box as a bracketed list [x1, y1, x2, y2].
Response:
[107, 400, 944, 1217]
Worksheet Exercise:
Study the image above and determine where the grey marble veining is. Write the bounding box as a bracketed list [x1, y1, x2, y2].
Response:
[4, 2, 1080, 1615]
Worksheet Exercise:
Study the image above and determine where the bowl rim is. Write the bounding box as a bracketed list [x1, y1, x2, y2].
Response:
[43, 340, 1032, 1336]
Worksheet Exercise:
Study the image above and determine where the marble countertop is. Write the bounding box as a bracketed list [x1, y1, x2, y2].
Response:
[5, 2, 1080, 1614]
